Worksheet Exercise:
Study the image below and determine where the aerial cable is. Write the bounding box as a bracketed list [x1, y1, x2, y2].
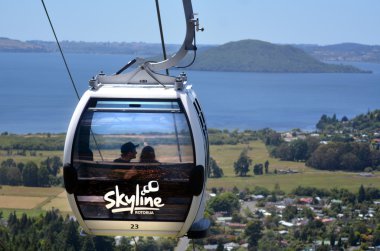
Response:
[154, 0, 169, 76]
[40, 0, 103, 161]
[40, 0, 80, 100]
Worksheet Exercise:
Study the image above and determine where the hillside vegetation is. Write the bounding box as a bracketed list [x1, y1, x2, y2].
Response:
[190, 39, 368, 73]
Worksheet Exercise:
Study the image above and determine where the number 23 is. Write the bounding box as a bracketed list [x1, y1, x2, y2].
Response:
[131, 224, 139, 229]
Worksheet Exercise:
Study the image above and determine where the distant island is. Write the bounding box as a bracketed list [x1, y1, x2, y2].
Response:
[0, 37, 376, 73]
[188, 40, 369, 73]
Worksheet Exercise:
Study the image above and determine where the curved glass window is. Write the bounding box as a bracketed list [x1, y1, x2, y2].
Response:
[72, 99, 195, 222]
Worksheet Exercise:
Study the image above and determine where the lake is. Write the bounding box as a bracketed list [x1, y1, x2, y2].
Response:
[0, 52, 379, 133]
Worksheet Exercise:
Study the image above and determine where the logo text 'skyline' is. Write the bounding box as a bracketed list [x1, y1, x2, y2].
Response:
[104, 181, 164, 214]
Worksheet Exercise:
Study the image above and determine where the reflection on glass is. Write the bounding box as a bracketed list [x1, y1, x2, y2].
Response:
[72, 99, 195, 221]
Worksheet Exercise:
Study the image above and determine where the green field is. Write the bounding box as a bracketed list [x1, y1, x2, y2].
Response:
[207, 140, 380, 193]
[0, 186, 66, 218]
[0, 150, 63, 166]
[1, 140, 379, 216]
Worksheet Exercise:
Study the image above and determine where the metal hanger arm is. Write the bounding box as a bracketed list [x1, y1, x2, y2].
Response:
[147, 0, 199, 72]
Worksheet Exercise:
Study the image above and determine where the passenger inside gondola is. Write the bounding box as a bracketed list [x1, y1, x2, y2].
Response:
[137, 145, 162, 180]
[114, 142, 139, 163]
[140, 146, 159, 163]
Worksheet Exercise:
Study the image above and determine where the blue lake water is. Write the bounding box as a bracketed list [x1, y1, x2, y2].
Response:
[0, 52, 379, 133]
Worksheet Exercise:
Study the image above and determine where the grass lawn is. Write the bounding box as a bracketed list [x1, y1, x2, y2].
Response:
[0, 195, 47, 209]
[208, 140, 380, 193]
[0, 150, 63, 166]
[210, 141, 308, 178]
[0, 186, 68, 217]
[207, 171, 380, 193]
[42, 191, 71, 212]
[0, 186, 63, 197]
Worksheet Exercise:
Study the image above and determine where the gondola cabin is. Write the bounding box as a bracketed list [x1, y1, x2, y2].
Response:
[63, 73, 209, 238]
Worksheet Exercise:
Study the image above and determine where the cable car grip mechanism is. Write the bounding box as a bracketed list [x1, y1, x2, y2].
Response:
[90, 0, 202, 88]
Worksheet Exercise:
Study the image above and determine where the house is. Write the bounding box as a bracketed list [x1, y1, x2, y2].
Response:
[251, 194, 265, 200]
[278, 230, 288, 235]
[321, 218, 335, 223]
[216, 217, 232, 224]
[204, 244, 218, 250]
[299, 197, 313, 204]
[224, 242, 240, 251]
[330, 199, 342, 204]
[371, 139, 380, 149]
[279, 220, 294, 227]
[226, 222, 247, 229]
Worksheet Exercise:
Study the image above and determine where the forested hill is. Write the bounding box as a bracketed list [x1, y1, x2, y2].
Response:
[1, 37, 370, 73]
[0, 37, 46, 52]
[189, 39, 367, 73]
[0, 37, 183, 55]
[316, 109, 380, 132]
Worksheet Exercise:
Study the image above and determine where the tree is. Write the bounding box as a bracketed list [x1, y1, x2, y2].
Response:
[137, 237, 159, 251]
[93, 236, 114, 250]
[358, 185, 366, 203]
[337, 236, 343, 249]
[115, 237, 133, 251]
[61, 220, 80, 251]
[245, 220, 263, 248]
[1, 158, 16, 168]
[340, 153, 361, 171]
[263, 130, 283, 146]
[0, 165, 8, 184]
[253, 164, 263, 175]
[305, 136, 320, 159]
[7, 166, 22, 185]
[0, 158, 17, 185]
[234, 149, 252, 176]
[283, 205, 298, 221]
[316, 114, 339, 131]
[209, 157, 224, 178]
[216, 242, 224, 251]
[80, 236, 96, 251]
[38, 165, 50, 187]
[348, 229, 360, 246]
[264, 160, 269, 174]
[22, 161, 39, 186]
[258, 230, 282, 251]
[157, 238, 177, 251]
[341, 116, 349, 122]
[41, 156, 62, 176]
[207, 192, 240, 214]
[272, 143, 292, 161]
[373, 226, 380, 246]
[291, 139, 309, 161]
[329, 229, 337, 248]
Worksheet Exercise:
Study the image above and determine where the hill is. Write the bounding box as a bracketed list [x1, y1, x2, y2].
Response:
[0, 37, 46, 52]
[316, 109, 380, 132]
[296, 43, 380, 63]
[190, 39, 368, 73]
[0, 37, 213, 56]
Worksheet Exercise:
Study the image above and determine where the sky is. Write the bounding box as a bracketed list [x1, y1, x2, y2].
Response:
[1, 0, 380, 46]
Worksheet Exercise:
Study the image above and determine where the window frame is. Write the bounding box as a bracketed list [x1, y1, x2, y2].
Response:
[71, 97, 197, 222]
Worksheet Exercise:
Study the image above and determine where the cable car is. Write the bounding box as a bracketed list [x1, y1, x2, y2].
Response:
[63, 0, 209, 238]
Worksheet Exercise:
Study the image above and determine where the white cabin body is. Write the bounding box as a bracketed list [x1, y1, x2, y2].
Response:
[63, 82, 209, 237]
